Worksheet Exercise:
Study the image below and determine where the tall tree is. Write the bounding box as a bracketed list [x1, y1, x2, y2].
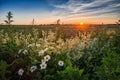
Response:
[4, 11, 14, 27]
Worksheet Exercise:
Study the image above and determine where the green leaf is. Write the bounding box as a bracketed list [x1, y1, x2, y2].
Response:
[0, 60, 10, 80]
[79, 69, 84, 76]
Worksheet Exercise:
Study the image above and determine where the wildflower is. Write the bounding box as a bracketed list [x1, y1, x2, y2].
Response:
[30, 65, 37, 73]
[93, 38, 98, 41]
[18, 49, 22, 54]
[18, 68, 24, 76]
[28, 43, 36, 48]
[57, 51, 61, 54]
[28, 44, 33, 47]
[36, 44, 41, 47]
[44, 48, 48, 52]
[40, 63, 47, 70]
[44, 55, 51, 62]
[38, 50, 45, 56]
[23, 49, 28, 54]
[50, 47, 55, 50]
[58, 61, 64, 66]
[39, 38, 43, 41]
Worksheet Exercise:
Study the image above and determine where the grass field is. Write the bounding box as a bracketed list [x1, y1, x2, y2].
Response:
[0, 24, 120, 80]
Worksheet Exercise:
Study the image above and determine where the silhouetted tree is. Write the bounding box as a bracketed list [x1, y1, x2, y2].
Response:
[4, 11, 14, 27]
[57, 19, 60, 25]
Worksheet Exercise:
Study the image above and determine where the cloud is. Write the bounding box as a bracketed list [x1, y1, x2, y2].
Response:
[50, 0, 120, 21]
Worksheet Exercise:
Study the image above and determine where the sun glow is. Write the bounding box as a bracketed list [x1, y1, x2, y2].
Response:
[80, 22, 84, 25]
[75, 22, 88, 31]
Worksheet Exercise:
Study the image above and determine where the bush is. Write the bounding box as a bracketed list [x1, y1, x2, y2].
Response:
[95, 51, 120, 80]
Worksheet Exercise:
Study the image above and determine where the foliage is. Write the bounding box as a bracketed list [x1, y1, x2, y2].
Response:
[57, 59, 84, 80]
[4, 11, 14, 26]
[0, 25, 120, 80]
[95, 51, 120, 80]
[0, 60, 10, 80]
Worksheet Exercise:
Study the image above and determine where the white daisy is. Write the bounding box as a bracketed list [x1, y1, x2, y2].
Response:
[23, 49, 28, 54]
[18, 49, 22, 54]
[40, 63, 47, 70]
[30, 65, 37, 73]
[44, 55, 51, 62]
[18, 68, 24, 76]
[58, 61, 64, 66]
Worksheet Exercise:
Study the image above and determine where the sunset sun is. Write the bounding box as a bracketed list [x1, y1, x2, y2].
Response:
[75, 21, 88, 30]
[80, 22, 84, 25]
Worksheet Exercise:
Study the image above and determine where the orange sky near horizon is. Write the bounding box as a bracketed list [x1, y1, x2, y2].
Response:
[0, 11, 118, 25]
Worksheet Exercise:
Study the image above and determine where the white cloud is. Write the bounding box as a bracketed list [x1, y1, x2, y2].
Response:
[49, 0, 120, 23]
[52, 0, 119, 15]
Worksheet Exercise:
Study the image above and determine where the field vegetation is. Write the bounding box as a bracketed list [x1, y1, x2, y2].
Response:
[0, 12, 120, 80]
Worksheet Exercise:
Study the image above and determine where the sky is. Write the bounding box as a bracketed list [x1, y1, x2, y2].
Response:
[0, 0, 120, 24]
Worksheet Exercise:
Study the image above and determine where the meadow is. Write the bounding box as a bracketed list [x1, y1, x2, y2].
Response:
[0, 24, 120, 80]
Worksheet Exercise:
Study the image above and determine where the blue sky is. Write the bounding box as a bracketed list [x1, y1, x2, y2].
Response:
[0, 0, 54, 11]
[0, 0, 120, 24]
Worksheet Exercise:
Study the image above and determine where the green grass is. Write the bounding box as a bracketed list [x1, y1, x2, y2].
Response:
[0, 24, 120, 80]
